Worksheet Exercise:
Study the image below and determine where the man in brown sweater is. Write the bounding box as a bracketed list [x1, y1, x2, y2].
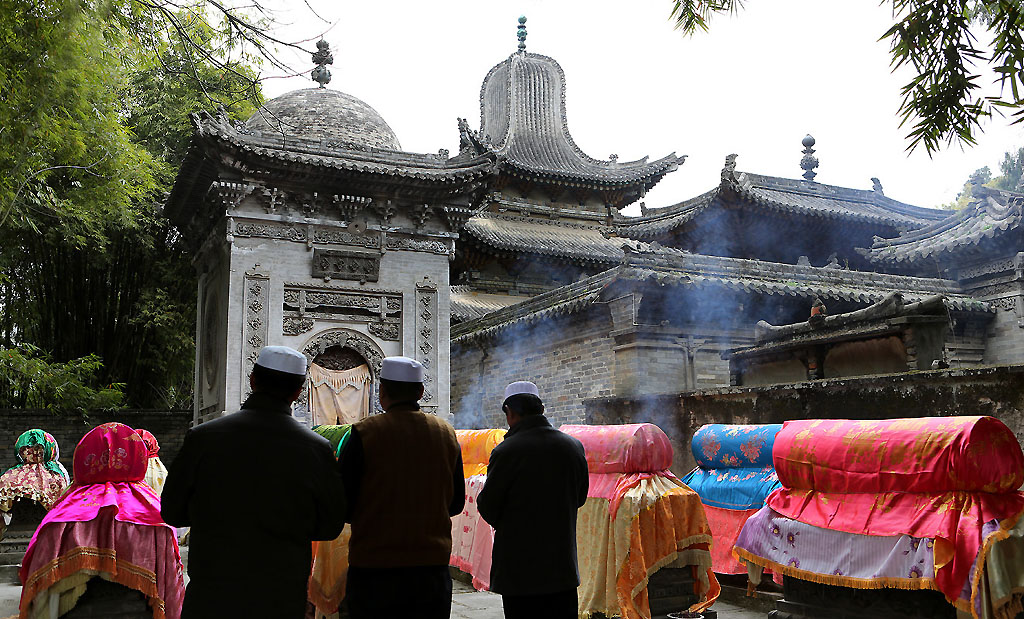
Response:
[338, 356, 464, 618]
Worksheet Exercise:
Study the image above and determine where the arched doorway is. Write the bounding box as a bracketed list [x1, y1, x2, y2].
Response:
[301, 328, 385, 426]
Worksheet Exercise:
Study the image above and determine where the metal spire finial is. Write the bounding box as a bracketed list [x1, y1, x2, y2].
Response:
[311, 39, 333, 88]
[800, 134, 818, 182]
[517, 16, 527, 52]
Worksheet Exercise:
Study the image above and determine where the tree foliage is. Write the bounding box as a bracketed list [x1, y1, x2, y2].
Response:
[1, 0, 263, 409]
[942, 145, 1024, 209]
[0, 345, 125, 413]
[668, 1, 1024, 155]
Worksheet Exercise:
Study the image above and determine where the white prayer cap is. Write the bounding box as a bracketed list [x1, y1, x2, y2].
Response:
[504, 381, 540, 400]
[255, 346, 307, 376]
[380, 356, 424, 383]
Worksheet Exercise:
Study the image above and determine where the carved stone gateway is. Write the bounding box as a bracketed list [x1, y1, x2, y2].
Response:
[171, 74, 486, 425]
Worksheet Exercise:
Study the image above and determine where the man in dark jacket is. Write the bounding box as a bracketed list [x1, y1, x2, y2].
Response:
[477, 381, 589, 619]
[162, 346, 347, 618]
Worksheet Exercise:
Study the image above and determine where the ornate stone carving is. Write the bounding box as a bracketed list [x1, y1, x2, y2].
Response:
[415, 276, 439, 409]
[368, 322, 400, 341]
[283, 284, 402, 324]
[800, 135, 818, 182]
[241, 269, 270, 403]
[201, 288, 220, 391]
[959, 258, 1017, 281]
[312, 227, 382, 248]
[311, 249, 380, 283]
[283, 317, 315, 336]
[233, 221, 307, 242]
[384, 235, 453, 256]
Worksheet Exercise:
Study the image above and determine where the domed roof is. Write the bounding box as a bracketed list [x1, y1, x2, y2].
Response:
[245, 88, 401, 151]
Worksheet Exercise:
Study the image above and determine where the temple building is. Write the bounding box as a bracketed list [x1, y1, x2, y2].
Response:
[167, 22, 1023, 430]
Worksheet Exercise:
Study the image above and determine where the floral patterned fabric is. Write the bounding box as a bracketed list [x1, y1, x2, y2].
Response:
[308, 424, 352, 615]
[449, 474, 495, 591]
[766, 416, 1024, 616]
[455, 429, 506, 478]
[0, 430, 70, 511]
[312, 424, 352, 459]
[19, 423, 183, 619]
[682, 424, 782, 510]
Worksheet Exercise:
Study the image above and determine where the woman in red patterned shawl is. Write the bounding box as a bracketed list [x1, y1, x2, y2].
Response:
[0, 429, 71, 513]
[18, 422, 185, 619]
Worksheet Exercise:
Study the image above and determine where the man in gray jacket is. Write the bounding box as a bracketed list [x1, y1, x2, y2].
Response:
[477, 381, 589, 619]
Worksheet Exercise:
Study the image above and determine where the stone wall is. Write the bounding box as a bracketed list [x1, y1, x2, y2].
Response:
[584, 365, 1024, 477]
[451, 307, 616, 429]
[1, 410, 192, 474]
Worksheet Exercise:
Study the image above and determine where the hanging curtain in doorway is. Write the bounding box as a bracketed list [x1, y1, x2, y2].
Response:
[308, 363, 372, 426]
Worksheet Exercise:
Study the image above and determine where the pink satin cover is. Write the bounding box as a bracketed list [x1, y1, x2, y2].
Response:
[19, 423, 183, 619]
[768, 416, 1024, 606]
[135, 429, 160, 458]
[562, 424, 680, 517]
[561, 423, 673, 473]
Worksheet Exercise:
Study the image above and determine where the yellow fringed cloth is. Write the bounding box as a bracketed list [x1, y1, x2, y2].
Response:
[455, 429, 506, 478]
[308, 525, 351, 618]
[308, 363, 372, 427]
[563, 424, 720, 619]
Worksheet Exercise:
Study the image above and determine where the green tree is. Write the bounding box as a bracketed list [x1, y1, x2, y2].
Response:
[1, 1, 263, 408]
[941, 146, 1024, 209]
[668, 1, 1024, 155]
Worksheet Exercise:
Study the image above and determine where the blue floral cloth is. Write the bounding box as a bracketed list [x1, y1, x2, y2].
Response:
[681, 424, 783, 510]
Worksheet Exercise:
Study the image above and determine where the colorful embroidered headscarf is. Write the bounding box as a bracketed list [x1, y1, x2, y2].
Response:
[135, 429, 160, 458]
[561, 423, 674, 474]
[9, 429, 69, 482]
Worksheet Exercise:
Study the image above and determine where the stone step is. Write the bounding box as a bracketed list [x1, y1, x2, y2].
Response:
[1, 550, 25, 565]
[0, 563, 21, 586]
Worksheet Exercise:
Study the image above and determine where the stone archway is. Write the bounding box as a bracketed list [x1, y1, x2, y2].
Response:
[299, 328, 386, 419]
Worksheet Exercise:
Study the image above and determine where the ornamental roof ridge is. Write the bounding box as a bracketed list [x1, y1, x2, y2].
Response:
[863, 186, 1024, 265]
[476, 210, 611, 231]
[474, 50, 684, 187]
[196, 110, 493, 172]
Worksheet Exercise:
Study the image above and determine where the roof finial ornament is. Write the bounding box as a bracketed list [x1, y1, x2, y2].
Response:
[517, 15, 527, 52]
[800, 134, 818, 182]
[311, 39, 333, 88]
[871, 177, 884, 194]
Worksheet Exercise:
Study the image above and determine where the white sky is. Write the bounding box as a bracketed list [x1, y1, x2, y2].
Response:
[256, 0, 1024, 213]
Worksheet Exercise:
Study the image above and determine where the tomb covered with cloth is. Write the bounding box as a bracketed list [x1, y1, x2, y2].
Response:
[19, 422, 184, 619]
[681, 424, 782, 576]
[561, 423, 720, 619]
[733, 416, 1024, 619]
[450, 428, 506, 591]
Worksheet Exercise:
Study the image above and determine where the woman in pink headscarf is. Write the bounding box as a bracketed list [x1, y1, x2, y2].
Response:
[18, 422, 185, 619]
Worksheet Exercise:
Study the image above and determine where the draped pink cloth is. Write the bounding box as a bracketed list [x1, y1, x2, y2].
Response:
[561, 424, 679, 516]
[19, 423, 184, 619]
[767, 416, 1024, 610]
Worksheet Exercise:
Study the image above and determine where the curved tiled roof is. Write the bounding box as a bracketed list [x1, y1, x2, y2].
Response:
[246, 88, 402, 151]
[863, 187, 1024, 265]
[452, 242, 991, 343]
[617, 160, 946, 239]
[462, 213, 624, 264]
[474, 52, 684, 187]
[450, 286, 526, 322]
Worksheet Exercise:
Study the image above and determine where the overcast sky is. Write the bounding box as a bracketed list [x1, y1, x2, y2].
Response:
[256, 0, 1024, 214]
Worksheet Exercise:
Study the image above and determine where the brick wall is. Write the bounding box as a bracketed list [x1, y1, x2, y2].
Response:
[451, 308, 616, 429]
[585, 365, 1024, 477]
[0, 410, 192, 475]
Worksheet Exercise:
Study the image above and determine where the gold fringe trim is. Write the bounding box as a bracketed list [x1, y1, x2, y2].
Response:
[968, 509, 1024, 619]
[994, 594, 1024, 619]
[733, 546, 941, 593]
[21, 547, 168, 619]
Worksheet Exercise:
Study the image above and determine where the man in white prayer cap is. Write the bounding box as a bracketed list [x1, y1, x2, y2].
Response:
[338, 355, 465, 619]
[477, 381, 588, 619]
[162, 345, 347, 618]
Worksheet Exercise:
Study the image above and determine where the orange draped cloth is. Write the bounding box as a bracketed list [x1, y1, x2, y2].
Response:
[563, 424, 719, 619]
[455, 429, 506, 478]
[767, 416, 1024, 611]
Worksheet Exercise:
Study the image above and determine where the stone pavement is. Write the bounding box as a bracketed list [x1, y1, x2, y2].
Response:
[0, 579, 768, 618]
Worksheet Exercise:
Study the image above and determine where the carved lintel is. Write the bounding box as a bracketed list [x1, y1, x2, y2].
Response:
[311, 249, 380, 283]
